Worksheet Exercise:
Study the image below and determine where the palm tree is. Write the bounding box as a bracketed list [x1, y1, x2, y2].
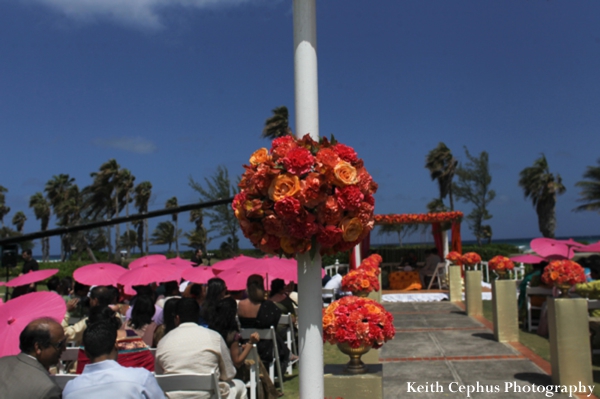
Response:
[134, 181, 153, 255]
[518, 154, 566, 238]
[45, 174, 76, 260]
[574, 159, 600, 214]
[118, 169, 136, 258]
[165, 197, 179, 257]
[29, 192, 51, 261]
[151, 221, 180, 254]
[11, 211, 26, 233]
[425, 143, 458, 210]
[262, 106, 292, 139]
[189, 208, 208, 253]
[0, 185, 11, 228]
[119, 229, 138, 255]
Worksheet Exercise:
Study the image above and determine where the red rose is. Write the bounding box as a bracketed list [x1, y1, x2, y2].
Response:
[317, 225, 343, 248]
[288, 213, 319, 239]
[335, 186, 364, 211]
[262, 214, 285, 237]
[332, 143, 358, 163]
[299, 172, 327, 208]
[317, 196, 343, 225]
[281, 147, 315, 176]
[356, 201, 374, 224]
[271, 136, 297, 160]
[315, 148, 340, 170]
[274, 197, 303, 220]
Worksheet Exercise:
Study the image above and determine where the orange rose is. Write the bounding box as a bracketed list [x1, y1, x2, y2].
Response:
[340, 217, 363, 242]
[249, 148, 270, 166]
[333, 161, 359, 186]
[280, 236, 311, 255]
[360, 280, 370, 289]
[322, 313, 334, 327]
[268, 173, 301, 202]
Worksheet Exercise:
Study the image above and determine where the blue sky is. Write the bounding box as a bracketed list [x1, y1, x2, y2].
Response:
[1, 0, 599, 255]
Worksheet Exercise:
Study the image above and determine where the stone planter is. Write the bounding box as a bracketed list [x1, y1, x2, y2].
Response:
[547, 298, 593, 386]
[465, 269, 482, 316]
[492, 279, 518, 342]
[448, 265, 462, 302]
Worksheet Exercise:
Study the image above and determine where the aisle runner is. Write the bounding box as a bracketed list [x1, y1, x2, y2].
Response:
[383, 282, 501, 302]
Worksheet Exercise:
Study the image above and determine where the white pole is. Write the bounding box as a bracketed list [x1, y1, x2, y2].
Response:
[442, 230, 449, 258]
[293, 1, 323, 399]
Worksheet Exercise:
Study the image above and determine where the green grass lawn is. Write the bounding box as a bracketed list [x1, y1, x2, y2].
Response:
[481, 300, 600, 397]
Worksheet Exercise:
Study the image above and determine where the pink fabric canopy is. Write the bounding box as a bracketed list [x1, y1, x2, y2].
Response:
[73, 263, 126, 286]
[5, 269, 59, 287]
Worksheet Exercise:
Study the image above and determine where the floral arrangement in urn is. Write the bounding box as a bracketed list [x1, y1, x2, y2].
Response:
[341, 254, 382, 295]
[541, 260, 586, 297]
[445, 251, 463, 266]
[461, 252, 482, 269]
[322, 296, 395, 349]
[488, 256, 515, 279]
[233, 134, 377, 257]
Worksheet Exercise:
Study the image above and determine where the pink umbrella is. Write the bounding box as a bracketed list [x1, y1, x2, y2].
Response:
[118, 264, 183, 287]
[212, 255, 257, 272]
[164, 257, 195, 269]
[129, 254, 167, 270]
[575, 241, 600, 253]
[181, 267, 216, 284]
[217, 257, 325, 290]
[530, 238, 584, 260]
[73, 263, 127, 287]
[5, 269, 59, 287]
[0, 291, 66, 357]
[509, 254, 547, 264]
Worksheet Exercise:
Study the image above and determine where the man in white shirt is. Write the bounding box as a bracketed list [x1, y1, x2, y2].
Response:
[62, 320, 165, 399]
[155, 298, 247, 399]
[419, 248, 442, 287]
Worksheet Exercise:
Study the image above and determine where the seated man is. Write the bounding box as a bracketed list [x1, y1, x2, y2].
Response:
[155, 298, 247, 399]
[63, 320, 165, 399]
[0, 317, 65, 399]
[419, 248, 442, 287]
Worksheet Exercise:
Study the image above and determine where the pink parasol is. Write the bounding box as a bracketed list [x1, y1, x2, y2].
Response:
[118, 264, 183, 287]
[181, 267, 216, 284]
[530, 238, 584, 260]
[73, 263, 127, 287]
[5, 269, 59, 288]
[509, 254, 547, 264]
[0, 291, 67, 357]
[128, 254, 167, 270]
[164, 257, 195, 269]
[217, 257, 325, 290]
[574, 241, 600, 253]
[211, 255, 257, 272]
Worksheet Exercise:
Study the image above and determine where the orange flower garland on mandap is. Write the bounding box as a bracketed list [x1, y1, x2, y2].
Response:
[373, 211, 463, 225]
[322, 296, 395, 349]
[233, 134, 377, 257]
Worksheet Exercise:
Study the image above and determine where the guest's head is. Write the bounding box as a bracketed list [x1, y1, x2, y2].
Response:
[208, 297, 239, 341]
[19, 318, 66, 370]
[88, 306, 122, 331]
[270, 279, 286, 297]
[247, 274, 265, 303]
[588, 255, 600, 280]
[176, 297, 200, 326]
[90, 285, 116, 308]
[163, 281, 181, 297]
[129, 295, 155, 329]
[205, 278, 227, 302]
[189, 284, 205, 302]
[74, 281, 90, 297]
[60, 277, 73, 296]
[533, 261, 549, 271]
[46, 276, 61, 293]
[163, 297, 181, 335]
[195, 249, 203, 258]
[22, 249, 33, 261]
[83, 320, 118, 362]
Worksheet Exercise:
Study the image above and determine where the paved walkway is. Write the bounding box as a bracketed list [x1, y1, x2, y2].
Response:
[380, 301, 595, 399]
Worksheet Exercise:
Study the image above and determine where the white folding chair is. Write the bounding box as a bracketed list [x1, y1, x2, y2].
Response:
[244, 344, 260, 399]
[51, 374, 78, 390]
[155, 373, 222, 399]
[526, 286, 553, 332]
[279, 314, 298, 375]
[322, 288, 335, 307]
[240, 326, 284, 393]
[427, 262, 447, 290]
[57, 347, 79, 374]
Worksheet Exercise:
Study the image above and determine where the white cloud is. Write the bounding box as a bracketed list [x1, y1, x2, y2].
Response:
[93, 136, 157, 154]
[22, 0, 259, 29]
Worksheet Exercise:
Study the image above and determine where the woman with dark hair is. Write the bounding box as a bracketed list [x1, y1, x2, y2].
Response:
[153, 297, 180, 346]
[76, 306, 155, 373]
[237, 275, 294, 368]
[269, 279, 296, 317]
[200, 277, 228, 326]
[127, 295, 157, 347]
